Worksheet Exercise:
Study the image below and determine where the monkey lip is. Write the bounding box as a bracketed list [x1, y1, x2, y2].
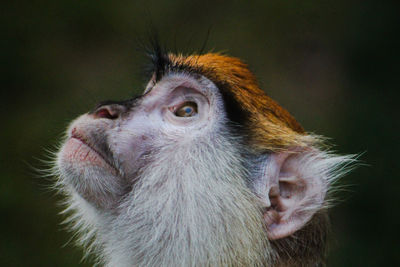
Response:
[64, 134, 119, 175]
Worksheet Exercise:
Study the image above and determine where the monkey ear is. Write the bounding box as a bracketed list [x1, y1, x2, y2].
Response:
[253, 150, 328, 240]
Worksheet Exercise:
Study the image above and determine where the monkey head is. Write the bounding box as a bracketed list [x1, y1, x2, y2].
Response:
[55, 49, 354, 266]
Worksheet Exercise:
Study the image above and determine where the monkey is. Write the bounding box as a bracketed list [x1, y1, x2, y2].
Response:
[54, 45, 355, 267]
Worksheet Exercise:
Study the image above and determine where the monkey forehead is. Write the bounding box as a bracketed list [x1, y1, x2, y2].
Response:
[171, 54, 302, 125]
[167, 53, 307, 150]
[147, 51, 309, 149]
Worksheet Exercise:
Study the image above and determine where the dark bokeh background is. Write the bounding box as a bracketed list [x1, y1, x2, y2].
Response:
[1, 1, 399, 266]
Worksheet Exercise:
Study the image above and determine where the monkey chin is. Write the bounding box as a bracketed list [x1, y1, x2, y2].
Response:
[57, 138, 124, 208]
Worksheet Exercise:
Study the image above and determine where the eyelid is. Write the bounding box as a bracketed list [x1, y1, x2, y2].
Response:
[169, 85, 207, 100]
[143, 83, 155, 95]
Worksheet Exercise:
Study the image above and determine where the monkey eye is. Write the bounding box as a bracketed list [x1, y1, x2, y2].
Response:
[173, 102, 198, 117]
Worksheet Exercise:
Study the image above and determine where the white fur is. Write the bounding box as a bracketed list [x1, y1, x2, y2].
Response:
[103, 131, 270, 266]
[57, 128, 271, 266]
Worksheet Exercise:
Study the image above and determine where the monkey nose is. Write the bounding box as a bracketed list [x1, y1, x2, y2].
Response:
[91, 102, 125, 120]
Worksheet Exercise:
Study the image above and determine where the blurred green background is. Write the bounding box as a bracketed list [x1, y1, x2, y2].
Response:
[1, 0, 398, 266]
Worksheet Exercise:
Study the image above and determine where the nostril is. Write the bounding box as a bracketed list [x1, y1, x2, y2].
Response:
[91, 101, 127, 120]
[94, 107, 119, 120]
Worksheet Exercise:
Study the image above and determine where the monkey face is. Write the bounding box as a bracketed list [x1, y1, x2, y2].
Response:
[55, 52, 355, 266]
[57, 73, 226, 209]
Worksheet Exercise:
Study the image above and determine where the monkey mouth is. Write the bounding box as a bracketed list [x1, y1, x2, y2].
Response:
[63, 133, 120, 175]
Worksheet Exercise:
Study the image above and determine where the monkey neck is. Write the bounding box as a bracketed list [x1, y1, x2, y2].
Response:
[101, 136, 271, 266]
